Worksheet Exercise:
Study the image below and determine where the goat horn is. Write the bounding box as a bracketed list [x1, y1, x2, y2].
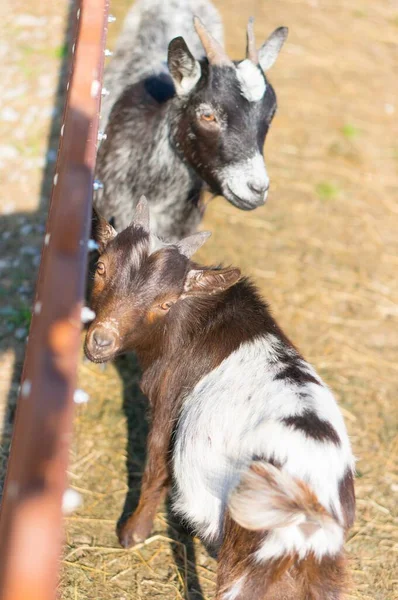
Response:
[193, 16, 233, 67]
[246, 17, 258, 64]
[133, 195, 150, 233]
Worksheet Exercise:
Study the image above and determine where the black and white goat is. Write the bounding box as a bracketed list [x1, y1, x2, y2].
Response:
[85, 198, 356, 600]
[95, 0, 288, 240]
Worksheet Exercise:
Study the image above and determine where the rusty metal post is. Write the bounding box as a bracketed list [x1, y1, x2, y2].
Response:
[0, 1, 109, 599]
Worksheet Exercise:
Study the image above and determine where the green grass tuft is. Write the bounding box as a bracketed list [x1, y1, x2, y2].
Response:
[315, 181, 339, 200]
[341, 123, 361, 139]
[55, 44, 68, 59]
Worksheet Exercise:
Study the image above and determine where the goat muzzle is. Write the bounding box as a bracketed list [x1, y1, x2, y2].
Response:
[85, 325, 118, 363]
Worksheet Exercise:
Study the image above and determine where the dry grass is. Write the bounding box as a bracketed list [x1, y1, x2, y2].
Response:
[1, 0, 397, 599]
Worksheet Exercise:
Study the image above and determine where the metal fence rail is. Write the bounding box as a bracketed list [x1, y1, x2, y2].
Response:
[0, 1, 109, 598]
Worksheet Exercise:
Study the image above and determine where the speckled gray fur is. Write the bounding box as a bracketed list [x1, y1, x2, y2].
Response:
[96, 0, 223, 241]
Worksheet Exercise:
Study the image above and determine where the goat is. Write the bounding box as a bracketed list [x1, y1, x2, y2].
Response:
[95, 0, 288, 241]
[85, 198, 355, 600]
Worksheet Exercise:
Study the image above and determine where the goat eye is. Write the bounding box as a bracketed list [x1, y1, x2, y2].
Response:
[200, 112, 216, 123]
[160, 301, 173, 311]
[96, 262, 106, 276]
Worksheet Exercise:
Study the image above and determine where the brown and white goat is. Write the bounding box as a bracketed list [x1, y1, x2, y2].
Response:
[85, 198, 356, 600]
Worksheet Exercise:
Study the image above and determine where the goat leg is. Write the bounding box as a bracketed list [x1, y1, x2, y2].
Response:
[118, 415, 171, 549]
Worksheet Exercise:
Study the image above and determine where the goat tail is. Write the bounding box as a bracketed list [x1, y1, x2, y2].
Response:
[228, 461, 342, 542]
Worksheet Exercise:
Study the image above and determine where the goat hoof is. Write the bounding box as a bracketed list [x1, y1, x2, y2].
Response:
[118, 528, 143, 549]
[117, 517, 152, 549]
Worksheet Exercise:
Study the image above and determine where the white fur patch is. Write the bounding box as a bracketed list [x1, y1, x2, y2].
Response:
[223, 575, 246, 600]
[236, 59, 266, 102]
[217, 154, 269, 207]
[249, 419, 354, 526]
[255, 518, 344, 562]
[172, 335, 354, 549]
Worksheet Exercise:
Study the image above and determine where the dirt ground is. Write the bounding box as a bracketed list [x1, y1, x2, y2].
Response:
[0, 1, 397, 599]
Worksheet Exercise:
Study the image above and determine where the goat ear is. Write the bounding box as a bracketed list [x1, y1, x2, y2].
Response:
[183, 267, 241, 296]
[133, 195, 150, 233]
[92, 206, 117, 253]
[176, 231, 211, 258]
[168, 36, 201, 96]
[258, 27, 288, 72]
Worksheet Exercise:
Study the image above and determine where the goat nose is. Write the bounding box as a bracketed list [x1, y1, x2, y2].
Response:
[93, 329, 114, 349]
[248, 181, 269, 196]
